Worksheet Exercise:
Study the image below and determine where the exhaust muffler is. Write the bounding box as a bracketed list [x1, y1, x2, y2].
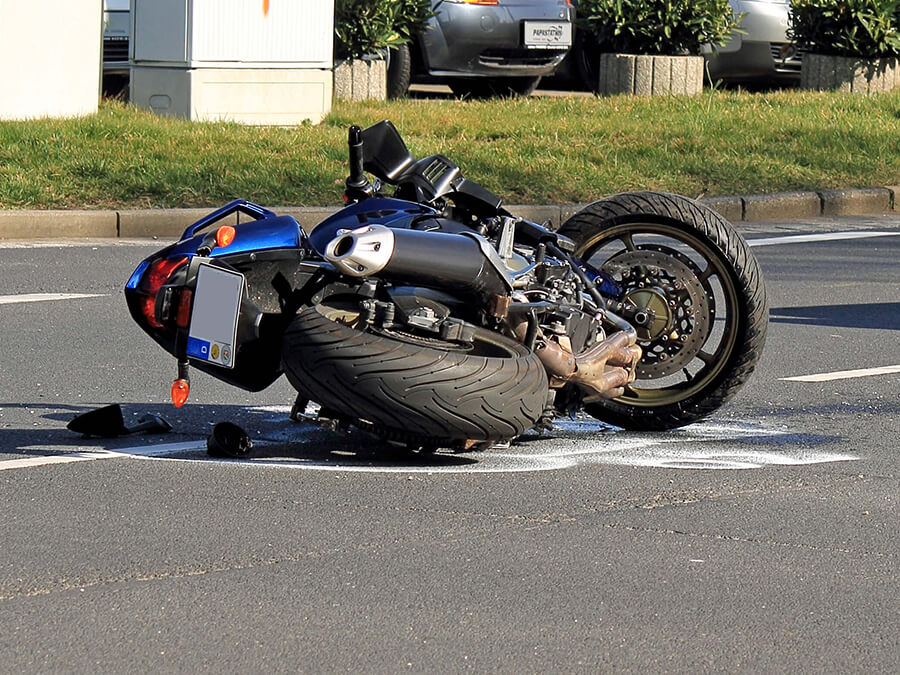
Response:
[325, 224, 512, 302]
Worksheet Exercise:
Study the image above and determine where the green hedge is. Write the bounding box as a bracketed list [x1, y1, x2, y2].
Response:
[788, 0, 900, 57]
[578, 0, 737, 56]
[334, 0, 433, 60]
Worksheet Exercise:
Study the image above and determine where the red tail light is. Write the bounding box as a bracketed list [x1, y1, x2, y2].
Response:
[139, 257, 188, 328]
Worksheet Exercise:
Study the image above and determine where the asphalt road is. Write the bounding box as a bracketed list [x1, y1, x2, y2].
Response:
[1, 214, 898, 672]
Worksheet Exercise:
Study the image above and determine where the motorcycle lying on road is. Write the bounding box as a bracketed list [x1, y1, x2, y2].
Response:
[125, 121, 768, 451]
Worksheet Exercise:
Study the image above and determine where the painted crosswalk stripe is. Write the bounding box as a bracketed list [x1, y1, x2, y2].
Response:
[781, 364, 900, 382]
[0, 293, 106, 305]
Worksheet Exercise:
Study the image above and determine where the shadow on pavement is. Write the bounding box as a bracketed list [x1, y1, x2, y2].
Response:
[0, 402, 479, 469]
[770, 302, 900, 331]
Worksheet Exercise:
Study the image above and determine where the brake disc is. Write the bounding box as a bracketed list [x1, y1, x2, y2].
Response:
[602, 247, 714, 379]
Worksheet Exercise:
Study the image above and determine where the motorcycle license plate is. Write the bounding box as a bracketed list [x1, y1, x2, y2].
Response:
[523, 21, 572, 48]
[186, 263, 243, 369]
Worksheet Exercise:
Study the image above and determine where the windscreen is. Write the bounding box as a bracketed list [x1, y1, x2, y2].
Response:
[360, 120, 417, 184]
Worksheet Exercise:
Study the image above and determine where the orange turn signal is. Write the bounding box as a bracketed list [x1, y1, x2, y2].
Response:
[215, 225, 236, 249]
[171, 378, 190, 408]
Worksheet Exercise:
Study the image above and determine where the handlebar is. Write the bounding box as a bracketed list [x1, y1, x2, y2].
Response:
[346, 126, 368, 191]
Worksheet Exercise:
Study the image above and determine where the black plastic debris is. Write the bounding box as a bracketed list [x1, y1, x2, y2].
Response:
[206, 422, 253, 458]
[67, 404, 172, 438]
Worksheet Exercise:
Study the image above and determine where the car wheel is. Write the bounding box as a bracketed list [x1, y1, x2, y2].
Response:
[574, 30, 601, 93]
[386, 44, 412, 99]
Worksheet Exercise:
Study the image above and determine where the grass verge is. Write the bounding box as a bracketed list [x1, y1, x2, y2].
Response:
[1, 90, 898, 210]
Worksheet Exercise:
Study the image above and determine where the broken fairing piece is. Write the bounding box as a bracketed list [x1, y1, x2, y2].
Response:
[67, 404, 172, 437]
[206, 422, 253, 458]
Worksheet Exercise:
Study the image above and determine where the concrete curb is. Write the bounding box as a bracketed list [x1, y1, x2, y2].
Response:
[1, 187, 897, 239]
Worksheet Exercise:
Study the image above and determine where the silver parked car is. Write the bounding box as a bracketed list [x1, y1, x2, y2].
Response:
[388, 0, 575, 98]
[552, 0, 801, 91]
[705, 0, 803, 83]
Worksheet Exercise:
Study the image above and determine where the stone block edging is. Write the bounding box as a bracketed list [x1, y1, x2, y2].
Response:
[334, 57, 387, 102]
[1, 187, 898, 240]
[801, 54, 899, 95]
[598, 53, 704, 96]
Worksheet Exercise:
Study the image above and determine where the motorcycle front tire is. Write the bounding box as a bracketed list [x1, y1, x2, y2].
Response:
[558, 191, 768, 431]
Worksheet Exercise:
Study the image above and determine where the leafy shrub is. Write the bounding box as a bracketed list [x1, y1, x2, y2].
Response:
[788, 0, 900, 57]
[334, 0, 433, 60]
[578, 0, 738, 56]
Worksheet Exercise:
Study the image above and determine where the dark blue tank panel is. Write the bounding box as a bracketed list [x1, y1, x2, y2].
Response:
[307, 198, 437, 256]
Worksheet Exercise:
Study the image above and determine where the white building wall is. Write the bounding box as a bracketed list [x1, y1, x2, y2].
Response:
[0, 0, 102, 120]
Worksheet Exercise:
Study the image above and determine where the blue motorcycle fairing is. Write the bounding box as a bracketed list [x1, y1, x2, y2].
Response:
[308, 197, 438, 257]
[126, 206, 304, 293]
[167, 214, 305, 259]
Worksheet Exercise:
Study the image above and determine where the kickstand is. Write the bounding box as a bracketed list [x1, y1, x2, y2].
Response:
[290, 395, 310, 423]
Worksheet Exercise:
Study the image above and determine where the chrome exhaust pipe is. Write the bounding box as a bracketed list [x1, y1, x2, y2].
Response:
[325, 225, 395, 277]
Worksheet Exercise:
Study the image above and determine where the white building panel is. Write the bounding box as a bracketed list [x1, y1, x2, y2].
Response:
[134, 0, 332, 67]
[0, 0, 101, 119]
[131, 0, 334, 124]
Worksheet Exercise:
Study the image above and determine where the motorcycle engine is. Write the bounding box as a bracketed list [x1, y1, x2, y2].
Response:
[510, 249, 604, 356]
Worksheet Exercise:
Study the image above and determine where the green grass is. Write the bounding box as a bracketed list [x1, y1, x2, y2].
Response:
[1, 90, 899, 210]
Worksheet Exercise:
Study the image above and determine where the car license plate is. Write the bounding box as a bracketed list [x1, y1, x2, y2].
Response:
[523, 21, 572, 48]
[186, 263, 243, 369]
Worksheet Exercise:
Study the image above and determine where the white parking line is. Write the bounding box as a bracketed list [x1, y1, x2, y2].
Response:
[747, 231, 900, 247]
[0, 451, 116, 471]
[0, 293, 106, 305]
[780, 364, 900, 382]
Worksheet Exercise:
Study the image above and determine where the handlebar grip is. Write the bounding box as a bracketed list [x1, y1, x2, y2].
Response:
[347, 125, 367, 189]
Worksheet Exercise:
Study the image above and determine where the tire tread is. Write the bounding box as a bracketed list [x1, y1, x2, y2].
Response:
[282, 307, 548, 442]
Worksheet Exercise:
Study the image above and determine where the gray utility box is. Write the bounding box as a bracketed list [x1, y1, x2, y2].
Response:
[130, 0, 333, 125]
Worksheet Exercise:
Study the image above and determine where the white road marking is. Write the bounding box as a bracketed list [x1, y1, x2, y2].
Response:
[0, 451, 117, 471]
[0, 293, 106, 305]
[0, 239, 162, 249]
[1, 419, 856, 473]
[0, 442, 207, 472]
[781, 364, 900, 382]
[747, 231, 900, 247]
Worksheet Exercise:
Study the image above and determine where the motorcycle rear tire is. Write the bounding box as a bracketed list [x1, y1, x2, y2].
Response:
[558, 191, 768, 431]
[281, 304, 548, 445]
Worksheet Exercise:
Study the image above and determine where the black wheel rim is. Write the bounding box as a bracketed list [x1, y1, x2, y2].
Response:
[578, 221, 742, 407]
